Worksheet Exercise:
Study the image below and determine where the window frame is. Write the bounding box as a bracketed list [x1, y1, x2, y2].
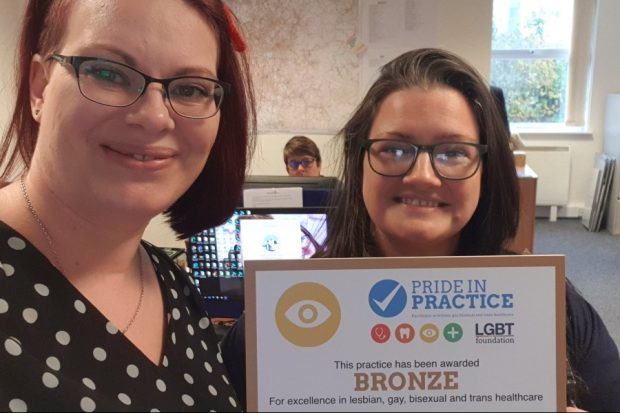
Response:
[490, 0, 596, 131]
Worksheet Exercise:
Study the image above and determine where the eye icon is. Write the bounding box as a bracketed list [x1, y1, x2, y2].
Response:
[275, 282, 341, 347]
[284, 300, 332, 328]
[420, 323, 439, 343]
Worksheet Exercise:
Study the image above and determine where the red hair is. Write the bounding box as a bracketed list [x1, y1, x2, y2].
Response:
[223, 3, 247, 52]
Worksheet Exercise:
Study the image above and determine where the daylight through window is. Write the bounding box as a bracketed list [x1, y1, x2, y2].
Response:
[491, 0, 575, 126]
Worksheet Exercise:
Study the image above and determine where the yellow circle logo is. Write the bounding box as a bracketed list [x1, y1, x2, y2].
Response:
[275, 282, 341, 347]
[419, 323, 440, 343]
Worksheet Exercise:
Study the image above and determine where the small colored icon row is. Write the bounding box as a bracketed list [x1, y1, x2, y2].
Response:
[370, 322, 463, 344]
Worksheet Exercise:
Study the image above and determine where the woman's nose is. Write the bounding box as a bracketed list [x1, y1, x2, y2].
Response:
[402, 152, 442, 185]
[125, 83, 175, 133]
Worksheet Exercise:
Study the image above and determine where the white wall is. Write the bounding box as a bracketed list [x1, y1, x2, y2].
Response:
[0, 1, 25, 135]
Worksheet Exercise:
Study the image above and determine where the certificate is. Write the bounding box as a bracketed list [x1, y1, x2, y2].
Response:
[244, 255, 566, 412]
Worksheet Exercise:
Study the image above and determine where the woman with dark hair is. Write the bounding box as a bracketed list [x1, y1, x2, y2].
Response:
[283, 135, 322, 177]
[222, 48, 620, 412]
[317, 48, 619, 411]
[321, 49, 518, 258]
[0, 0, 255, 410]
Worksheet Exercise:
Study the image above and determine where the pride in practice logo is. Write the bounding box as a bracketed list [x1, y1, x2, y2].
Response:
[368, 279, 407, 317]
[275, 282, 341, 347]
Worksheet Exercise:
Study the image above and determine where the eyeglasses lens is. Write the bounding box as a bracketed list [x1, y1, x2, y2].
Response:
[77, 59, 224, 118]
[367, 140, 482, 179]
[288, 159, 315, 169]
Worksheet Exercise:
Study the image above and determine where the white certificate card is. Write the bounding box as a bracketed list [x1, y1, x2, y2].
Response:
[244, 255, 566, 412]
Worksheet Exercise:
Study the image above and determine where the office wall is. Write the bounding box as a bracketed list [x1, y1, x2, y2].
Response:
[0, 1, 24, 137]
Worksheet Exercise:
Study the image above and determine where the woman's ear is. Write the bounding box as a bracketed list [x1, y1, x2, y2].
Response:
[29, 54, 49, 122]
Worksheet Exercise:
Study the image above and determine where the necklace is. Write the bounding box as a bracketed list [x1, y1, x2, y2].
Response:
[19, 175, 144, 334]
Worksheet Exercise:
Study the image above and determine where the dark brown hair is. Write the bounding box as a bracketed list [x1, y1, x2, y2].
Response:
[0, 0, 256, 239]
[319, 48, 519, 257]
[283, 135, 322, 166]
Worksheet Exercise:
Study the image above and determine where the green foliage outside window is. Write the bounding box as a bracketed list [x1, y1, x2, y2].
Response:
[491, 58, 567, 123]
[491, 4, 569, 123]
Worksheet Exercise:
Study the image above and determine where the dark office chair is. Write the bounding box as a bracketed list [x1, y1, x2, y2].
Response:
[490, 85, 510, 134]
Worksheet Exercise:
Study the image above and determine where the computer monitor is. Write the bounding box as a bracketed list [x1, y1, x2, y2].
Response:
[187, 207, 329, 319]
[242, 175, 339, 207]
[243, 175, 339, 189]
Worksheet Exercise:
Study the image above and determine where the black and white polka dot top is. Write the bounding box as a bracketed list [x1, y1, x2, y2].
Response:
[0, 221, 242, 412]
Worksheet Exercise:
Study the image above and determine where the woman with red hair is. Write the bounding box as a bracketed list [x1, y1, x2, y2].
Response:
[0, 0, 255, 410]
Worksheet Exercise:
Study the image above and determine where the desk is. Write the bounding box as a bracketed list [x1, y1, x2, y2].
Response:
[508, 165, 538, 254]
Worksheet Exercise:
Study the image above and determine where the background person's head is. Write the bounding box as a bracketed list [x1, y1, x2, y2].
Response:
[322, 48, 518, 257]
[283, 135, 321, 177]
[1, 0, 255, 238]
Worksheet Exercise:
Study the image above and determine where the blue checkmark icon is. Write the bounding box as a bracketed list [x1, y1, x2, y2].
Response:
[369, 279, 407, 317]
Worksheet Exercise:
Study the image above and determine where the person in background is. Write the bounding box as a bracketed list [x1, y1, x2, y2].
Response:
[283, 135, 322, 177]
[222, 48, 620, 412]
[0, 0, 255, 411]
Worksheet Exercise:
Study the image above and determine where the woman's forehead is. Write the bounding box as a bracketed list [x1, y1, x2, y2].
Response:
[58, 0, 219, 76]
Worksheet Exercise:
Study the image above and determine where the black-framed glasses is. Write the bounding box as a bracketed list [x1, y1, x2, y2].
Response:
[47, 54, 231, 119]
[287, 157, 316, 170]
[361, 139, 487, 180]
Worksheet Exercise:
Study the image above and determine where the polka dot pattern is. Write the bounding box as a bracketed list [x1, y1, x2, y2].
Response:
[2, 263, 15, 277]
[80, 397, 96, 412]
[126, 364, 140, 378]
[182, 394, 195, 407]
[105, 322, 119, 335]
[156, 379, 167, 392]
[0, 298, 9, 314]
[74, 299, 87, 314]
[55, 331, 71, 346]
[93, 347, 107, 362]
[42, 372, 59, 389]
[22, 308, 38, 324]
[82, 378, 96, 391]
[33, 283, 49, 297]
[8, 399, 27, 412]
[4, 337, 22, 356]
[7, 236, 26, 250]
[118, 393, 132, 406]
[0, 224, 241, 411]
[46, 356, 61, 371]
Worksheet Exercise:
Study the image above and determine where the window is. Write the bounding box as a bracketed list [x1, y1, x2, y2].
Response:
[490, 0, 594, 128]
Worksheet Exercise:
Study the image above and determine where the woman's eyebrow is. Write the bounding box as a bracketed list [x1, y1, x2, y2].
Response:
[76, 44, 217, 78]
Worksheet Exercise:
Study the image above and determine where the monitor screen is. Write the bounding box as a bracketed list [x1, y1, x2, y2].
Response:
[243, 175, 339, 189]
[187, 207, 328, 318]
[242, 175, 339, 207]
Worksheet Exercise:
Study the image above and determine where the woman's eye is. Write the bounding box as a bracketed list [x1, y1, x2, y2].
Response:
[441, 150, 467, 159]
[385, 147, 405, 157]
[171, 84, 209, 99]
[84, 66, 127, 85]
[436, 147, 472, 162]
[376, 145, 408, 159]
[284, 299, 332, 328]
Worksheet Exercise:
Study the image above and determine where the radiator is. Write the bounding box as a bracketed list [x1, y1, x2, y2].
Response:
[523, 146, 571, 207]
